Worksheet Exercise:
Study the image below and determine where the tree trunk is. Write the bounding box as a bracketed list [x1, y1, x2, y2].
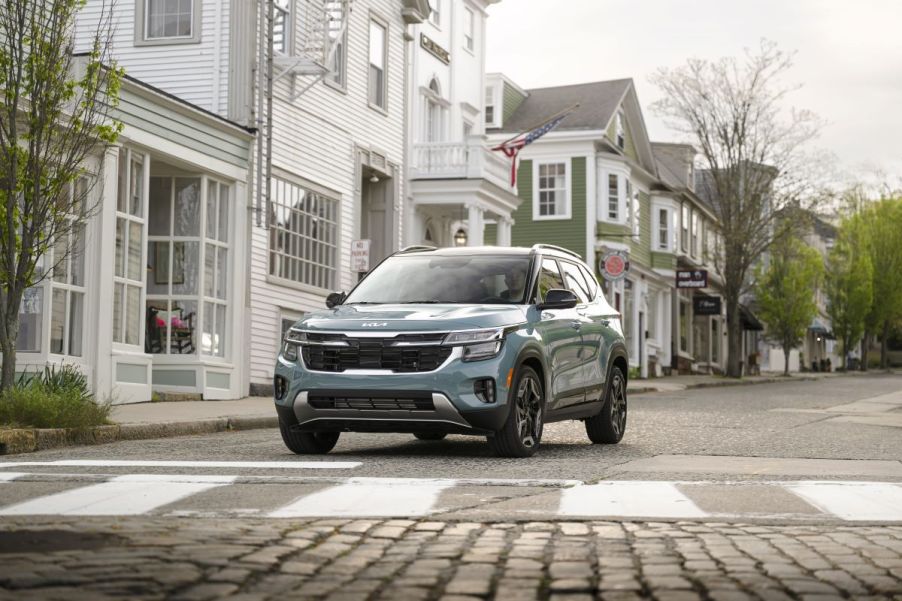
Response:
[843, 336, 850, 371]
[726, 296, 743, 378]
[0, 310, 19, 391]
[860, 332, 869, 371]
[783, 344, 790, 376]
[881, 320, 890, 369]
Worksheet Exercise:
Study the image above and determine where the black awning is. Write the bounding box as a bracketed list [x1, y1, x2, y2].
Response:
[740, 304, 764, 331]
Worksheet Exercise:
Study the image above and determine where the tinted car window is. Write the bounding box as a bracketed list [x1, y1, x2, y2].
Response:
[344, 254, 532, 304]
[537, 258, 565, 302]
[561, 261, 591, 304]
[577, 264, 599, 299]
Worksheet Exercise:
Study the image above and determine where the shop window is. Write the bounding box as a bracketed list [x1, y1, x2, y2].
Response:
[269, 177, 338, 290]
[49, 178, 88, 357]
[147, 175, 231, 357]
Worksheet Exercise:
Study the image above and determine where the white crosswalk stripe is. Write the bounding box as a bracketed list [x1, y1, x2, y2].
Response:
[0, 474, 235, 516]
[0, 459, 361, 470]
[0, 474, 901, 522]
[270, 478, 456, 518]
[786, 481, 902, 521]
[559, 481, 708, 518]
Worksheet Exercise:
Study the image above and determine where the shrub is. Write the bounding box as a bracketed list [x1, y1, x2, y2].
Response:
[0, 365, 111, 430]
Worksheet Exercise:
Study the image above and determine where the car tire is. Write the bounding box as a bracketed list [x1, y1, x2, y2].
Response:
[585, 365, 627, 444]
[488, 365, 544, 458]
[413, 432, 447, 441]
[279, 416, 340, 454]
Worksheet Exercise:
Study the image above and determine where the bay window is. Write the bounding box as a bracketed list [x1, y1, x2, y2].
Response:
[147, 174, 231, 358]
[681, 205, 689, 252]
[114, 149, 147, 348]
[607, 174, 619, 220]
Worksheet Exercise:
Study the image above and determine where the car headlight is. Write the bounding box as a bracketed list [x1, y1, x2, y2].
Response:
[443, 328, 505, 362]
[282, 329, 307, 361]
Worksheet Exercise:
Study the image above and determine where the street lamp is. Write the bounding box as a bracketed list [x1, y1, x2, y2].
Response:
[454, 228, 467, 246]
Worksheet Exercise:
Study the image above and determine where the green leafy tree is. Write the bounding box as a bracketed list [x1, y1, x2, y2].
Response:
[860, 199, 902, 369]
[0, 0, 123, 390]
[826, 216, 873, 369]
[755, 235, 823, 376]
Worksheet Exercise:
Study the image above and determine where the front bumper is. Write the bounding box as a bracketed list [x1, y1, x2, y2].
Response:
[274, 346, 516, 435]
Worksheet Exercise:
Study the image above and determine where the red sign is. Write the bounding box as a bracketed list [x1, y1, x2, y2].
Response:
[600, 251, 629, 281]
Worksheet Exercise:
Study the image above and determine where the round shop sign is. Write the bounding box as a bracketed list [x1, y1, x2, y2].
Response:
[600, 251, 629, 281]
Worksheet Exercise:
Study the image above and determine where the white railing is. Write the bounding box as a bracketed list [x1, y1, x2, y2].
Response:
[411, 137, 515, 192]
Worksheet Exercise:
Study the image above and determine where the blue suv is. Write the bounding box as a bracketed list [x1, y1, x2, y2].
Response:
[274, 244, 629, 457]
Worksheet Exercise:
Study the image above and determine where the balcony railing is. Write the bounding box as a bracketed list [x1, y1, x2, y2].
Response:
[411, 137, 514, 192]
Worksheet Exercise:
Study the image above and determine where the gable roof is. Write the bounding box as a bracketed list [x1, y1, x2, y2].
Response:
[496, 79, 632, 134]
[652, 143, 694, 190]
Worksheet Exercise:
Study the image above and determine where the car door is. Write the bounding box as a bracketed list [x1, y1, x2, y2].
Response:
[533, 257, 584, 410]
[559, 260, 603, 408]
[578, 263, 620, 400]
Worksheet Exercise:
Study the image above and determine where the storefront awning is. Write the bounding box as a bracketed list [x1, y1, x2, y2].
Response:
[739, 304, 764, 331]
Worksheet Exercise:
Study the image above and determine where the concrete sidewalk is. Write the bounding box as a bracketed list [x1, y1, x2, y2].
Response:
[0, 370, 858, 455]
[109, 371, 847, 427]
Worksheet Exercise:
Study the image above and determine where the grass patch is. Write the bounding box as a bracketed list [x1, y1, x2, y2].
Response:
[0, 365, 111, 430]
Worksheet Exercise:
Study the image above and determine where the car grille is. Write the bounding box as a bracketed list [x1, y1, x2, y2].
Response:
[301, 333, 452, 373]
[308, 393, 435, 411]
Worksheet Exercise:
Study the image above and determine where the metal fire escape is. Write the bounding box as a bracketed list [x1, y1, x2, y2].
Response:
[254, 0, 351, 227]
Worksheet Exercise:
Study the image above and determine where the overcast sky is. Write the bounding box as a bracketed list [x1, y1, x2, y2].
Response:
[485, 0, 902, 187]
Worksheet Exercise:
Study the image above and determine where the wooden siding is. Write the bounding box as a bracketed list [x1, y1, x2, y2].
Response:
[484, 223, 497, 245]
[114, 85, 250, 168]
[628, 191, 652, 267]
[597, 221, 631, 239]
[605, 108, 638, 162]
[248, 0, 408, 385]
[651, 251, 676, 270]
[76, 0, 231, 115]
[502, 81, 526, 123]
[510, 158, 587, 259]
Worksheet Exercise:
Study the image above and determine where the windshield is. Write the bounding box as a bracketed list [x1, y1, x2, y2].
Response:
[344, 254, 533, 305]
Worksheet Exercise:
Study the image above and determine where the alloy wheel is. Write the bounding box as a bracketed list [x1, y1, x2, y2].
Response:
[515, 374, 543, 448]
[609, 373, 627, 438]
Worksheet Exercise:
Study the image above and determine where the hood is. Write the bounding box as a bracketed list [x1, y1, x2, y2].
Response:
[294, 304, 527, 333]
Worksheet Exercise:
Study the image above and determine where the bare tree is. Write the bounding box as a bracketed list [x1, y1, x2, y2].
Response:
[651, 40, 824, 378]
[0, 0, 122, 390]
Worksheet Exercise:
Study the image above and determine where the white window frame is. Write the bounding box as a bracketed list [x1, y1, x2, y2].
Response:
[484, 85, 499, 128]
[631, 184, 642, 237]
[113, 148, 149, 351]
[532, 159, 571, 221]
[607, 173, 620, 221]
[428, 0, 441, 28]
[681, 204, 689, 253]
[268, 174, 340, 293]
[653, 206, 673, 251]
[324, 0, 348, 91]
[690, 210, 699, 258]
[135, 0, 202, 46]
[368, 16, 388, 112]
[48, 178, 89, 358]
[273, 0, 293, 56]
[464, 7, 475, 52]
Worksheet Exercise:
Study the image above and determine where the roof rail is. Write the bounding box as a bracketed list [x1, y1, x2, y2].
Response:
[531, 244, 583, 260]
[397, 245, 437, 253]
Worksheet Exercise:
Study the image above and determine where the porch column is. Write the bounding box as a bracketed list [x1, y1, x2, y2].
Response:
[496, 216, 512, 247]
[467, 204, 484, 246]
[92, 144, 120, 400]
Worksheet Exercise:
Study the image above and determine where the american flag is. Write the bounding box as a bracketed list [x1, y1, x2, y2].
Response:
[491, 106, 576, 187]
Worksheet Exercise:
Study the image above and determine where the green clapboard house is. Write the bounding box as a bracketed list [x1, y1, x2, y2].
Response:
[486, 75, 728, 378]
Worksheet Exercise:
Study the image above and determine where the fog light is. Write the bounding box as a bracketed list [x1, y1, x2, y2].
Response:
[274, 375, 287, 400]
[474, 378, 495, 403]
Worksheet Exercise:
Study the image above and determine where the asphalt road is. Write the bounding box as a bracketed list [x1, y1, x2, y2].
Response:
[1, 373, 901, 600]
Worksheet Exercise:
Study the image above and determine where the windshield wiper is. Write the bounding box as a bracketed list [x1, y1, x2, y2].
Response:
[344, 301, 383, 305]
[398, 300, 443, 304]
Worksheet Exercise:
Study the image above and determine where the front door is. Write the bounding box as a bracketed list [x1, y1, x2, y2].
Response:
[360, 174, 393, 268]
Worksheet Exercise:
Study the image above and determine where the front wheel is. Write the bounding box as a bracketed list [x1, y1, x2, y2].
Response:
[487, 365, 544, 458]
[279, 416, 340, 454]
[585, 366, 627, 444]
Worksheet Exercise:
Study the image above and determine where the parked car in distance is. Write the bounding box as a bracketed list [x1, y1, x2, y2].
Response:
[273, 244, 629, 457]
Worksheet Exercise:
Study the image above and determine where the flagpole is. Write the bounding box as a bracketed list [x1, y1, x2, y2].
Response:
[492, 103, 581, 149]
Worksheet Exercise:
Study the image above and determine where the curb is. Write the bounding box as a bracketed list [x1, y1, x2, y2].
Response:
[0, 415, 279, 456]
[628, 373, 844, 395]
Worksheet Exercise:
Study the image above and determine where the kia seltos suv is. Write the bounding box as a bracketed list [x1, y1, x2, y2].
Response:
[274, 244, 629, 457]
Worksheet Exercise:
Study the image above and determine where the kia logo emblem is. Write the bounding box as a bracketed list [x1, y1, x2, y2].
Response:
[361, 322, 388, 327]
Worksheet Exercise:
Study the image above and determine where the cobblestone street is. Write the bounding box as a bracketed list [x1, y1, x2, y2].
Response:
[1, 518, 901, 601]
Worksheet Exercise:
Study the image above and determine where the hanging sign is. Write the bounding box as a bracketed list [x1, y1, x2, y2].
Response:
[599, 251, 629, 281]
[693, 295, 722, 315]
[350, 239, 371, 272]
[420, 34, 450, 64]
[676, 269, 708, 289]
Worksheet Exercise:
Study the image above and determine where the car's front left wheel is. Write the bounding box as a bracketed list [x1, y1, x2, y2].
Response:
[488, 365, 544, 458]
[279, 416, 340, 454]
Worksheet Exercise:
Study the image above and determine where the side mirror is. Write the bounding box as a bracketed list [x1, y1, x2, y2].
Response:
[325, 291, 346, 309]
[536, 288, 578, 311]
